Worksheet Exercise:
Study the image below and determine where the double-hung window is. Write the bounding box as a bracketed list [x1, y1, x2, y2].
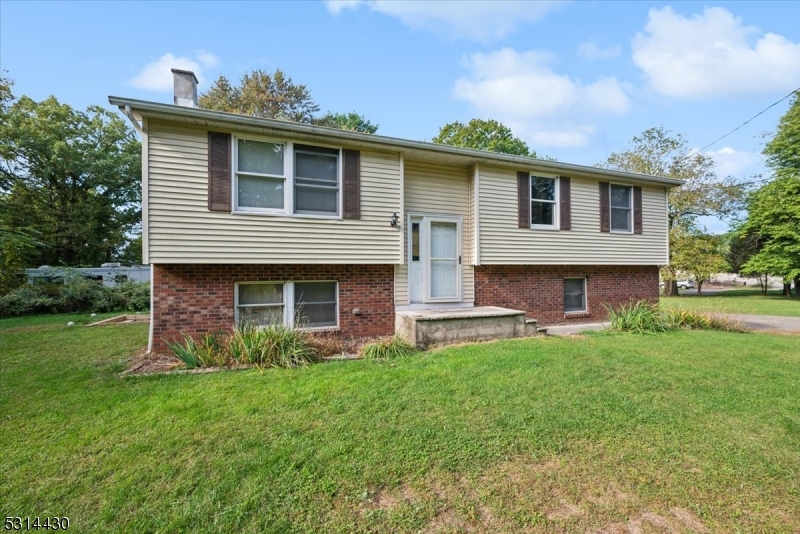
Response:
[564, 278, 587, 313]
[610, 184, 632, 233]
[235, 281, 338, 329]
[530, 175, 558, 229]
[234, 137, 340, 217]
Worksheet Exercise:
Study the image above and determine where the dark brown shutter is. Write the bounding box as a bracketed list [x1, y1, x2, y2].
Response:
[517, 171, 530, 228]
[559, 176, 571, 230]
[343, 149, 360, 219]
[207, 132, 231, 212]
[599, 182, 610, 233]
[633, 185, 643, 234]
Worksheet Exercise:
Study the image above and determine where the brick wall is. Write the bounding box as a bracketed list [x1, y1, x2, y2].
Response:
[151, 264, 394, 352]
[474, 265, 659, 325]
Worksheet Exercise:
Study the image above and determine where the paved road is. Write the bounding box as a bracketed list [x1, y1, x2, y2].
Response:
[545, 314, 800, 336]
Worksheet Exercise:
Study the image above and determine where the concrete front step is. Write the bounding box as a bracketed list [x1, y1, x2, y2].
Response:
[396, 306, 542, 348]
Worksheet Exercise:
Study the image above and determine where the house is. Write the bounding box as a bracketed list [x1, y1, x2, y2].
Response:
[110, 69, 681, 352]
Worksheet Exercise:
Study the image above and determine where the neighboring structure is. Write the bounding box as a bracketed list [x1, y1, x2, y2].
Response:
[111, 70, 681, 352]
[26, 264, 150, 287]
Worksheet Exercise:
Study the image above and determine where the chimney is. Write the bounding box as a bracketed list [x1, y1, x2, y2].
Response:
[171, 68, 198, 107]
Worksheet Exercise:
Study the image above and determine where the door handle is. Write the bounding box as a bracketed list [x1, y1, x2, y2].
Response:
[458, 255, 462, 265]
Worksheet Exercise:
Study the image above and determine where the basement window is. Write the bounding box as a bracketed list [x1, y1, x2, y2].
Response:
[564, 278, 587, 313]
[235, 281, 338, 329]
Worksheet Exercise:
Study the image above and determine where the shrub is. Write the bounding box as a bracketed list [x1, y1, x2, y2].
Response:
[0, 277, 150, 317]
[360, 336, 417, 361]
[605, 300, 669, 334]
[664, 309, 745, 332]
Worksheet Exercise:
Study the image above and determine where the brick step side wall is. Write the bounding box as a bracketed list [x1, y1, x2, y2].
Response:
[151, 264, 395, 352]
[474, 265, 659, 326]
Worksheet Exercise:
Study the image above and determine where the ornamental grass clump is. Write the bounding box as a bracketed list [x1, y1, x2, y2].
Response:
[664, 308, 745, 332]
[166, 331, 227, 369]
[227, 322, 317, 368]
[604, 300, 669, 334]
[359, 335, 417, 361]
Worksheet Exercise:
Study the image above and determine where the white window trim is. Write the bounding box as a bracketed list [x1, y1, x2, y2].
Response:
[231, 134, 342, 219]
[564, 277, 587, 314]
[530, 173, 559, 230]
[609, 183, 633, 234]
[234, 280, 339, 330]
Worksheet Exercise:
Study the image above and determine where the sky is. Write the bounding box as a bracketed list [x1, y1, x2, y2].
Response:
[2, 0, 799, 233]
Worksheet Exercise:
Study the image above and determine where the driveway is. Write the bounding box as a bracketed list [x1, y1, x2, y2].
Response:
[545, 314, 800, 336]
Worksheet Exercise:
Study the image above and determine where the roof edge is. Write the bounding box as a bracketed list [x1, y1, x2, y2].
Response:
[109, 96, 684, 187]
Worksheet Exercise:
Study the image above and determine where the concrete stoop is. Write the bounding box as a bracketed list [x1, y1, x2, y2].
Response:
[395, 306, 544, 348]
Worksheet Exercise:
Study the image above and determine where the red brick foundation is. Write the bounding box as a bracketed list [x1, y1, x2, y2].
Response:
[151, 264, 395, 352]
[474, 265, 659, 325]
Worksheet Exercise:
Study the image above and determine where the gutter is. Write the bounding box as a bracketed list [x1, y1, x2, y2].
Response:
[108, 96, 685, 188]
[120, 105, 143, 135]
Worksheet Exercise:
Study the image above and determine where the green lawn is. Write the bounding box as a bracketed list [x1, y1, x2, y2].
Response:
[660, 288, 800, 317]
[1, 317, 798, 533]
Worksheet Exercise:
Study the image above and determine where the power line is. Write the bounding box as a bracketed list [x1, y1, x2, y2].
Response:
[683, 87, 799, 161]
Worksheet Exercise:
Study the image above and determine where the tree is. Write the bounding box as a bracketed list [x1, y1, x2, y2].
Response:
[432, 119, 536, 157]
[671, 230, 729, 295]
[0, 93, 141, 267]
[738, 92, 800, 297]
[602, 127, 747, 295]
[199, 69, 320, 122]
[313, 111, 378, 133]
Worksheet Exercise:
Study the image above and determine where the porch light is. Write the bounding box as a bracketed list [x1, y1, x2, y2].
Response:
[390, 212, 399, 227]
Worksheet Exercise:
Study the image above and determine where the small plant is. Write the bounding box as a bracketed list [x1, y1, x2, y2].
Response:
[166, 331, 227, 369]
[359, 336, 417, 361]
[605, 299, 668, 334]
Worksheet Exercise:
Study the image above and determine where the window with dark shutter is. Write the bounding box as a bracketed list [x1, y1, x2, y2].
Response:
[342, 149, 360, 219]
[599, 182, 610, 232]
[633, 186, 643, 234]
[517, 171, 530, 228]
[208, 132, 231, 212]
[560, 176, 571, 230]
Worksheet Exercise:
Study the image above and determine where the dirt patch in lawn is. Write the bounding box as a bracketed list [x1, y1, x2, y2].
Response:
[120, 348, 184, 375]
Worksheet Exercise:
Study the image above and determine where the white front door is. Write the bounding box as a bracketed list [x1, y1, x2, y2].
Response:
[407, 215, 462, 304]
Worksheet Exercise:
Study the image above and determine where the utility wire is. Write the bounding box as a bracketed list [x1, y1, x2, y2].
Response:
[683, 87, 799, 161]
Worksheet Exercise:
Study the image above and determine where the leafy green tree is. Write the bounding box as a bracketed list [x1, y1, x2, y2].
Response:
[313, 112, 378, 133]
[0, 93, 141, 267]
[723, 229, 761, 274]
[602, 127, 747, 295]
[432, 119, 536, 157]
[671, 230, 729, 295]
[199, 69, 320, 122]
[738, 92, 800, 297]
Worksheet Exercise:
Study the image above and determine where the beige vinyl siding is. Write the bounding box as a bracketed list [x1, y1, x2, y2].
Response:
[479, 166, 669, 265]
[395, 161, 474, 305]
[147, 122, 402, 263]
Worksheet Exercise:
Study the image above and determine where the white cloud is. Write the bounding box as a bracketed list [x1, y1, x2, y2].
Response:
[325, 0, 563, 41]
[577, 41, 622, 60]
[632, 6, 800, 99]
[705, 146, 764, 179]
[129, 50, 220, 91]
[451, 48, 630, 147]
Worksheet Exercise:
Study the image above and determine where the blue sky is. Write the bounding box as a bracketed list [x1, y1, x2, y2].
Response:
[2, 1, 799, 232]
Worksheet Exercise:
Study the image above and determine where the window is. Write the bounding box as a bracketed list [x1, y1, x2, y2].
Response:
[610, 184, 632, 233]
[236, 139, 285, 210]
[294, 145, 339, 215]
[235, 281, 338, 329]
[530, 175, 558, 228]
[294, 282, 337, 327]
[234, 137, 340, 216]
[564, 278, 586, 313]
[411, 222, 420, 262]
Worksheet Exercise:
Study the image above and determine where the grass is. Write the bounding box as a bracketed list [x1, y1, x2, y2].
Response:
[1, 317, 799, 532]
[661, 288, 800, 317]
